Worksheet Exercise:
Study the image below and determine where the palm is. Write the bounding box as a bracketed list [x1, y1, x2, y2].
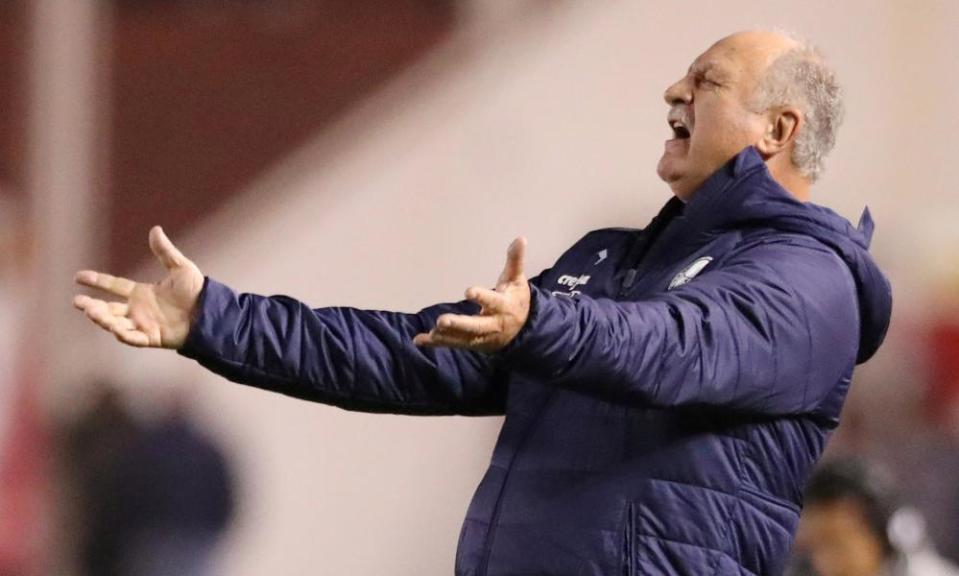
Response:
[74, 226, 204, 349]
[129, 263, 202, 346]
[413, 237, 530, 352]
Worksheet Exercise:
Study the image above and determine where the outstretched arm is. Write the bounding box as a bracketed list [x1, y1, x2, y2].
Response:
[73, 227, 508, 415]
[174, 279, 505, 414]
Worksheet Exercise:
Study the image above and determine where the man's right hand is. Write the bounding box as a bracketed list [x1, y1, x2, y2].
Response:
[73, 226, 204, 349]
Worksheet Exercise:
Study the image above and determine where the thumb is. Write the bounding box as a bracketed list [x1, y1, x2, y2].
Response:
[496, 237, 527, 287]
[149, 225, 187, 271]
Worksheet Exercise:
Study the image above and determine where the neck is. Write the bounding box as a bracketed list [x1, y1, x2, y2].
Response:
[766, 155, 811, 202]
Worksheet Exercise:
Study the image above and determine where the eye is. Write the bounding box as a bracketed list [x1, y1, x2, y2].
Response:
[692, 71, 721, 89]
[697, 75, 719, 88]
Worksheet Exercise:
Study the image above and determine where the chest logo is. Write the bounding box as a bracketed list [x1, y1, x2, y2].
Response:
[557, 274, 591, 291]
[668, 257, 713, 290]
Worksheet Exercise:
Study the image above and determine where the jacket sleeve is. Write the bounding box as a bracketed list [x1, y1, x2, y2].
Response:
[500, 237, 861, 416]
[177, 278, 509, 415]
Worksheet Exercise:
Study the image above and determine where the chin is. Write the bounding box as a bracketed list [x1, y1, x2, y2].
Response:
[668, 181, 695, 201]
[657, 166, 696, 200]
[656, 158, 683, 186]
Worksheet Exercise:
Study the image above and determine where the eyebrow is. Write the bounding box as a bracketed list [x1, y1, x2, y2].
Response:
[688, 61, 725, 77]
[686, 60, 730, 82]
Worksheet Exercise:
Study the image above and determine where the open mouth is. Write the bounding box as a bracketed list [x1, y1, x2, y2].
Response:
[669, 120, 691, 140]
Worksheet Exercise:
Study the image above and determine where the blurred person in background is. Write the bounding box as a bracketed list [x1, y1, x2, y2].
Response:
[63, 384, 235, 576]
[107, 390, 235, 576]
[62, 382, 141, 576]
[72, 30, 892, 574]
[789, 459, 959, 576]
[824, 300, 959, 564]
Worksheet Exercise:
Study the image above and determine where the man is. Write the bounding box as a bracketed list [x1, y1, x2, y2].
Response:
[790, 460, 959, 576]
[74, 30, 892, 575]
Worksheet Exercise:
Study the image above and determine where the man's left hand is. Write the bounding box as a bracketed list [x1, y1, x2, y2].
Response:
[414, 237, 530, 353]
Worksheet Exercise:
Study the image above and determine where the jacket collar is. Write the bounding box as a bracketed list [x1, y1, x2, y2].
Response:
[680, 145, 778, 232]
[634, 147, 772, 270]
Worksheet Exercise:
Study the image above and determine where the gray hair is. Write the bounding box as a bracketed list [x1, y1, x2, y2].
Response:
[751, 38, 844, 182]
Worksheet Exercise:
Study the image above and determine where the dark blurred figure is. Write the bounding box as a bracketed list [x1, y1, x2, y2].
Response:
[65, 386, 235, 576]
[63, 383, 142, 576]
[789, 459, 959, 576]
[109, 396, 235, 576]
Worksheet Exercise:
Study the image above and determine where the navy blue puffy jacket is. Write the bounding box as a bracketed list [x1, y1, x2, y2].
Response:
[179, 148, 892, 575]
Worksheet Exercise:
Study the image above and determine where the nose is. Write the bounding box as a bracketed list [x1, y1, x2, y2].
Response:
[663, 76, 692, 106]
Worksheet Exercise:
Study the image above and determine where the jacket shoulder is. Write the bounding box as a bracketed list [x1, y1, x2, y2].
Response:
[734, 227, 844, 259]
[570, 227, 638, 249]
[560, 227, 639, 260]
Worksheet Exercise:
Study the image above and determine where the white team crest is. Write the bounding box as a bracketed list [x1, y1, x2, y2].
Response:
[668, 257, 713, 290]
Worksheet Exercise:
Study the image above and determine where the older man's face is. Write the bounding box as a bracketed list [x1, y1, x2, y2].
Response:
[657, 32, 794, 200]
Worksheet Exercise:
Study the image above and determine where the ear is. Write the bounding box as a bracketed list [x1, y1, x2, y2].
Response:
[755, 107, 802, 158]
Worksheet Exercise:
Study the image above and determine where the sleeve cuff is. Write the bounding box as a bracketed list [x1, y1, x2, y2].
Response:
[497, 283, 574, 379]
[177, 276, 234, 362]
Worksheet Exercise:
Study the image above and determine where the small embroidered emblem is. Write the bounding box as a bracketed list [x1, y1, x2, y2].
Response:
[668, 257, 713, 290]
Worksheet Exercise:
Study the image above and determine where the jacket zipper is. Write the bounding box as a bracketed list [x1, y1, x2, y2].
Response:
[618, 203, 682, 297]
[623, 501, 636, 576]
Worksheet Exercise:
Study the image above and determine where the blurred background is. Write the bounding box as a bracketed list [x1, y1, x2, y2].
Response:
[1, 1, 957, 575]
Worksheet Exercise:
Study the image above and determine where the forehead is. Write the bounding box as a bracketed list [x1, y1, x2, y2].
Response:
[801, 500, 873, 537]
[686, 33, 791, 82]
[688, 42, 748, 78]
